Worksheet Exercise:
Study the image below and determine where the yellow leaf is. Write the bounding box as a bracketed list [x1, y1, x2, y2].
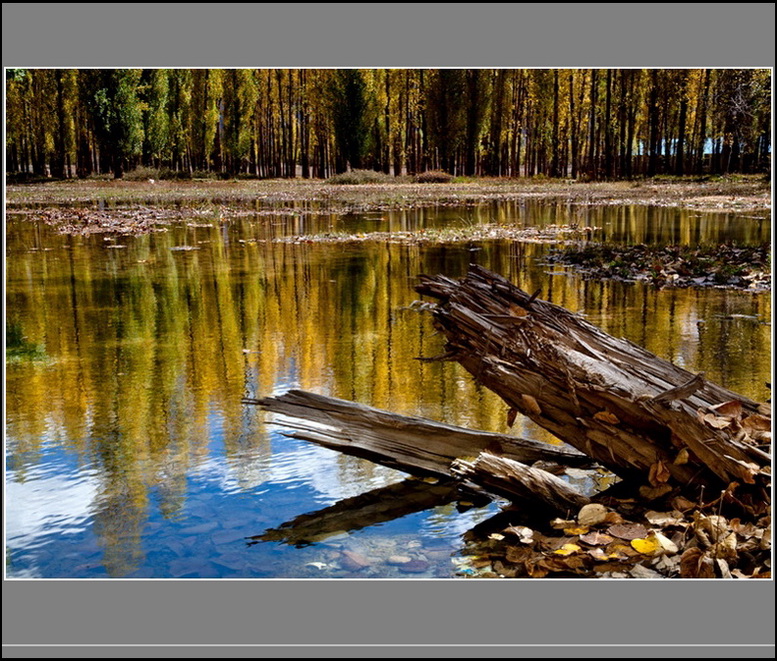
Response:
[631, 536, 661, 555]
[563, 526, 590, 535]
[553, 543, 581, 556]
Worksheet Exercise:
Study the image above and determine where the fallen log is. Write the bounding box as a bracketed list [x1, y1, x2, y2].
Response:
[416, 265, 771, 517]
[245, 389, 592, 513]
[246, 389, 590, 478]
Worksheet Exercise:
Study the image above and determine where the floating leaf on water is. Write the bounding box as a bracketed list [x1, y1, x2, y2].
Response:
[608, 522, 649, 541]
[578, 503, 609, 527]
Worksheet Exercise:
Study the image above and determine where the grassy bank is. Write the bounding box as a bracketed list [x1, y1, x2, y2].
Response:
[6, 175, 771, 215]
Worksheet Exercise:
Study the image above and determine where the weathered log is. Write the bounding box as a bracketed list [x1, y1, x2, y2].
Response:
[416, 265, 771, 515]
[246, 389, 590, 480]
[453, 453, 591, 514]
[245, 389, 591, 513]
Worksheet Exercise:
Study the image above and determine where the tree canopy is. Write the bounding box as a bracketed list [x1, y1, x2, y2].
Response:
[6, 68, 771, 180]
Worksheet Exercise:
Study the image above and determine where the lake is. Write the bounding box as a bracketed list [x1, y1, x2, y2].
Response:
[5, 200, 771, 578]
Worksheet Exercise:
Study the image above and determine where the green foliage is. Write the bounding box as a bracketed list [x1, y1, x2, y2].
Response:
[329, 70, 372, 172]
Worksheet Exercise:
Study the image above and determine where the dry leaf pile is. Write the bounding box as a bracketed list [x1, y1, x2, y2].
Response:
[457, 498, 771, 579]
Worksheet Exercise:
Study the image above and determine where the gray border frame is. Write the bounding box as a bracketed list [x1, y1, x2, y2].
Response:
[3, 3, 775, 656]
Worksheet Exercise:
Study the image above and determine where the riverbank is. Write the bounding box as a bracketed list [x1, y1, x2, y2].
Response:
[6, 175, 771, 216]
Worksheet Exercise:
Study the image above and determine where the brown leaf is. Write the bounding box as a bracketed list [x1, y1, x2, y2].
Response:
[639, 483, 673, 500]
[648, 460, 672, 486]
[508, 303, 529, 317]
[505, 545, 534, 565]
[673, 448, 690, 465]
[506, 407, 518, 428]
[742, 414, 771, 432]
[577, 503, 609, 527]
[593, 410, 620, 425]
[680, 547, 715, 578]
[701, 413, 732, 429]
[580, 531, 614, 546]
[709, 400, 744, 419]
[608, 522, 649, 541]
[521, 394, 542, 416]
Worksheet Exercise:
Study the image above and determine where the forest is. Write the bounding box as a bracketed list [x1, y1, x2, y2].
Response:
[5, 68, 772, 181]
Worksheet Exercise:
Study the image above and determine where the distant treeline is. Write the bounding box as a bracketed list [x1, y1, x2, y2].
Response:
[5, 69, 771, 180]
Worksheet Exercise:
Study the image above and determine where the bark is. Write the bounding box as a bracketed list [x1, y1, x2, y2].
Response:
[416, 265, 770, 516]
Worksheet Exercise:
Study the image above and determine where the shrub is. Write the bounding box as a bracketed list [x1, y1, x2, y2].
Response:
[326, 169, 394, 185]
[414, 170, 453, 184]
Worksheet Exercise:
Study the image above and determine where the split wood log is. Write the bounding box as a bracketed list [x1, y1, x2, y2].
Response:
[416, 265, 771, 516]
[452, 453, 590, 514]
[246, 389, 590, 480]
[244, 389, 591, 513]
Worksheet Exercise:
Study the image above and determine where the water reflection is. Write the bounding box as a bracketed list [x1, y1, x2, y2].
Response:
[5, 201, 771, 577]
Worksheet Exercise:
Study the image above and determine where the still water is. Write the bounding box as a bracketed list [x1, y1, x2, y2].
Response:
[5, 202, 771, 578]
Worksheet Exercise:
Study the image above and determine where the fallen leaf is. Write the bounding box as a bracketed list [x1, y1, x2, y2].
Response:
[489, 533, 505, 541]
[680, 547, 715, 578]
[644, 510, 685, 527]
[701, 413, 732, 429]
[580, 531, 614, 546]
[639, 484, 673, 500]
[648, 460, 672, 485]
[504, 525, 534, 544]
[742, 414, 771, 431]
[631, 536, 661, 555]
[673, 448, 690, 465]
[608, 523, 649, 541]
[593, 410, 620, 425]
[563, 526, 590, 535]
[506, 407, 518, 428]
[521, 394, 542, 416]
[553, 543, 582, 556]
[578, 503, 608, 527]
[709, 400, 744, 419]
[652, 531, 679, 555]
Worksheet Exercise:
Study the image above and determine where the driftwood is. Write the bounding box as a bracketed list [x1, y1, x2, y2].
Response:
[245, 389, 592, 512]
[416, 265, 771, 516]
